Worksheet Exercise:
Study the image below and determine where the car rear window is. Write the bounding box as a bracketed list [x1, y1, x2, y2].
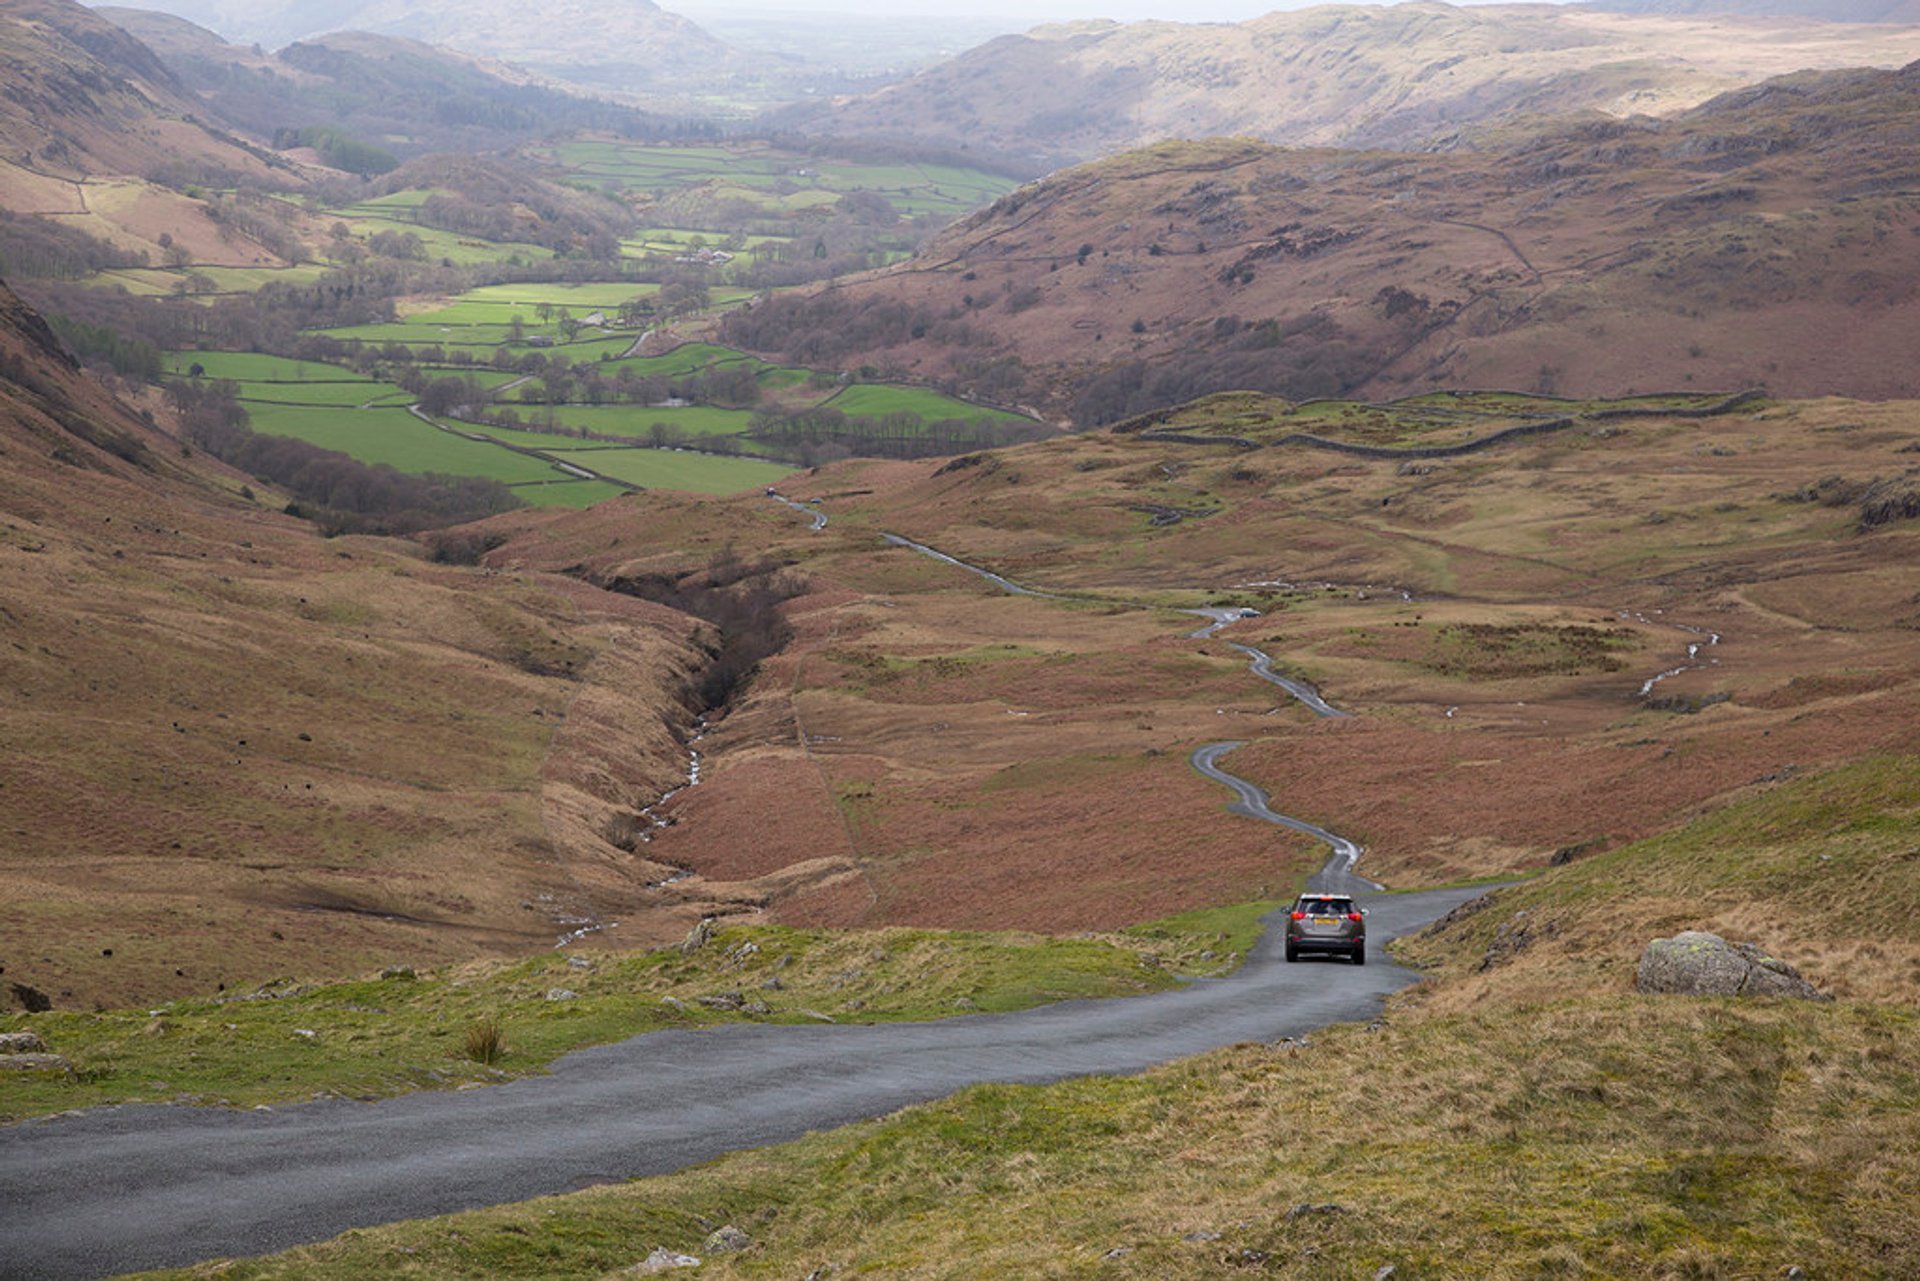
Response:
[1298, 899, 1353, 915]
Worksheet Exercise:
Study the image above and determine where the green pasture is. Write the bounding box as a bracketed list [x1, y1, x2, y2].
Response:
[332, 189, 443, 215]
[481, 403, 756, 440]
[824, 384, 1031, 426]
[456, 282, 661, 308]
[589, 342, 758, 380]
[243, 405, 571, 488]
[499, 478, 627, 508]
[93, 264, 329, 295]
[564, 446, 793, 493]
[330, 215, 548, 266]
[164, 352, 365, 381]
[232, 380, 411, 408]
[543, 141, 1017, 220]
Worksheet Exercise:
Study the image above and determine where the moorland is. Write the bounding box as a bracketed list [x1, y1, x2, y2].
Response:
[3, 0, 1920, 1274]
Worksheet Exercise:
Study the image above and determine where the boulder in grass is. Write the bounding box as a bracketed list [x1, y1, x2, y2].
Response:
[704, 1225, 752, 1253]
[626, 1247, 701, 1273]
[1636, 931, 1827, 1000]
[0, 1031, 48, 1054]
[0, 1052, 71, 1073]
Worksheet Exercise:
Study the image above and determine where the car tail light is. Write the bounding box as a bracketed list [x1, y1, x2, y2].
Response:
[1347, 912, 1363, 922]
[1290, 911, 1305, 921]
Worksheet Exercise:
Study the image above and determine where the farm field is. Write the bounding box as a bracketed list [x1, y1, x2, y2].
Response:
[549, 445, 793, 492]
[478, 404, 758, 440]
[538, 139, 1019, 223]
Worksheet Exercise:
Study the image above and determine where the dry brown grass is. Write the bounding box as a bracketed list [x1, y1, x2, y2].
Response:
[0, 296, 705, 1013]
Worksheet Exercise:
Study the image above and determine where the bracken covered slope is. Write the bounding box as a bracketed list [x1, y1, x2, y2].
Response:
[0, 280, 707, 1013]
[729, 61, 1920, 419]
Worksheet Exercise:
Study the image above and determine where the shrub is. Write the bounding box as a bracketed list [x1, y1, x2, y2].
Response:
[465, 1017, 507, 1065]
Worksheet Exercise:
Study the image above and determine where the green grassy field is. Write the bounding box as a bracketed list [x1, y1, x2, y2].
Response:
[591, 342, 759, 380]
[242, 405, 577, 490]
[484, 404, 757, 440]
[565, 445, 793, 492]
[164, 352, 361, 381]
[92, 264, 331, 296]
[230, 381, 411, 408]
[541, 141, 1017, 222]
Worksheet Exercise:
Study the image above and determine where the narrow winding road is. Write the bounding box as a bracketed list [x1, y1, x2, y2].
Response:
[1190, 741, 1381, 894]
[768, 489, 828, 530]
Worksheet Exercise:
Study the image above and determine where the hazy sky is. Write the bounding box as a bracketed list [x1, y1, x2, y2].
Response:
[669, 0, 1410, 21]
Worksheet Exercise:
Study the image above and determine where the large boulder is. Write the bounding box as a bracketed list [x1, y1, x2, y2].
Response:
[1636, 931, 1827, 1000]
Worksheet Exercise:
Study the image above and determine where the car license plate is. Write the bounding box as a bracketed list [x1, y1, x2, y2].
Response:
[1312, 916, 1337, 925]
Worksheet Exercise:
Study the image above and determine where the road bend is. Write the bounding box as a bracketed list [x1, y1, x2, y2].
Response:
[1191, 741, 1381, 894]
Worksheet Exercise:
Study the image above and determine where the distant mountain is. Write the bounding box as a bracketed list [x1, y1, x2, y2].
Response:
[99, 8, 702, 160]
[1586, 0, 1920, 21]
[88, 0, 751, 95]
[725, 61, 1920, 418]
[775, 3, 1920, 169]
[0, 0, 285, 182]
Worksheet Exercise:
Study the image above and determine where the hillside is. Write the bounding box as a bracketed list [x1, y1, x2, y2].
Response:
[98, 10, 690, 160]
[0, 0, 286, 185]
[107, 0, 754, 99]
[725, 61, 1920, 420]
[777, 2, 1920, 168]
[1594, 0, 1920, 21]
[0, 278, 737, 1014]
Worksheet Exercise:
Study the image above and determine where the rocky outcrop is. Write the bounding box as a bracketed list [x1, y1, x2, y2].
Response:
[1636, 931, 1827, 999]
[704, 1225, 752, 1253]
[0, 1030, 71, 1073]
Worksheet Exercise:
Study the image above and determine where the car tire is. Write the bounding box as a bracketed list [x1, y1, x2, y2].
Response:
[1285, 943, 1299, 963]
[1352, 944, 1366, 966]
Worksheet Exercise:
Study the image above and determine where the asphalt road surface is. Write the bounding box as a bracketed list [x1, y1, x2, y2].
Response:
[1191, 741, 1382, 894]
[0, 875, 1484, 1279]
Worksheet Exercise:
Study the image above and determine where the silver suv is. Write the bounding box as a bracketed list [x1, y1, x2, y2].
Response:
[1284, 893, 1367, 965]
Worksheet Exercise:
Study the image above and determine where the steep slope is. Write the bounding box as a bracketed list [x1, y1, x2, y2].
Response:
[108, 0, 751, 95]
[98, 10, 688, 158]
[778, 3, 1920, 168]
[0, 0, 284, 184]
[0, 279, 708, 1013]
[724, 61, 1920, 418]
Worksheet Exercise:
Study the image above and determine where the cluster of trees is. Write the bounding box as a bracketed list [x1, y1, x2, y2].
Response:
[721, 293, 985, 367]
[0, 212, 149, 281]
[43, 313, 162, 382]
[369, 156, 632, 257]
[204, 189, 310, 263]
[1069, 312, 1381, 427]
[747, 405, 1046, 460]
[272, 126, 398, 176]
[165, 379, 522, 534]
